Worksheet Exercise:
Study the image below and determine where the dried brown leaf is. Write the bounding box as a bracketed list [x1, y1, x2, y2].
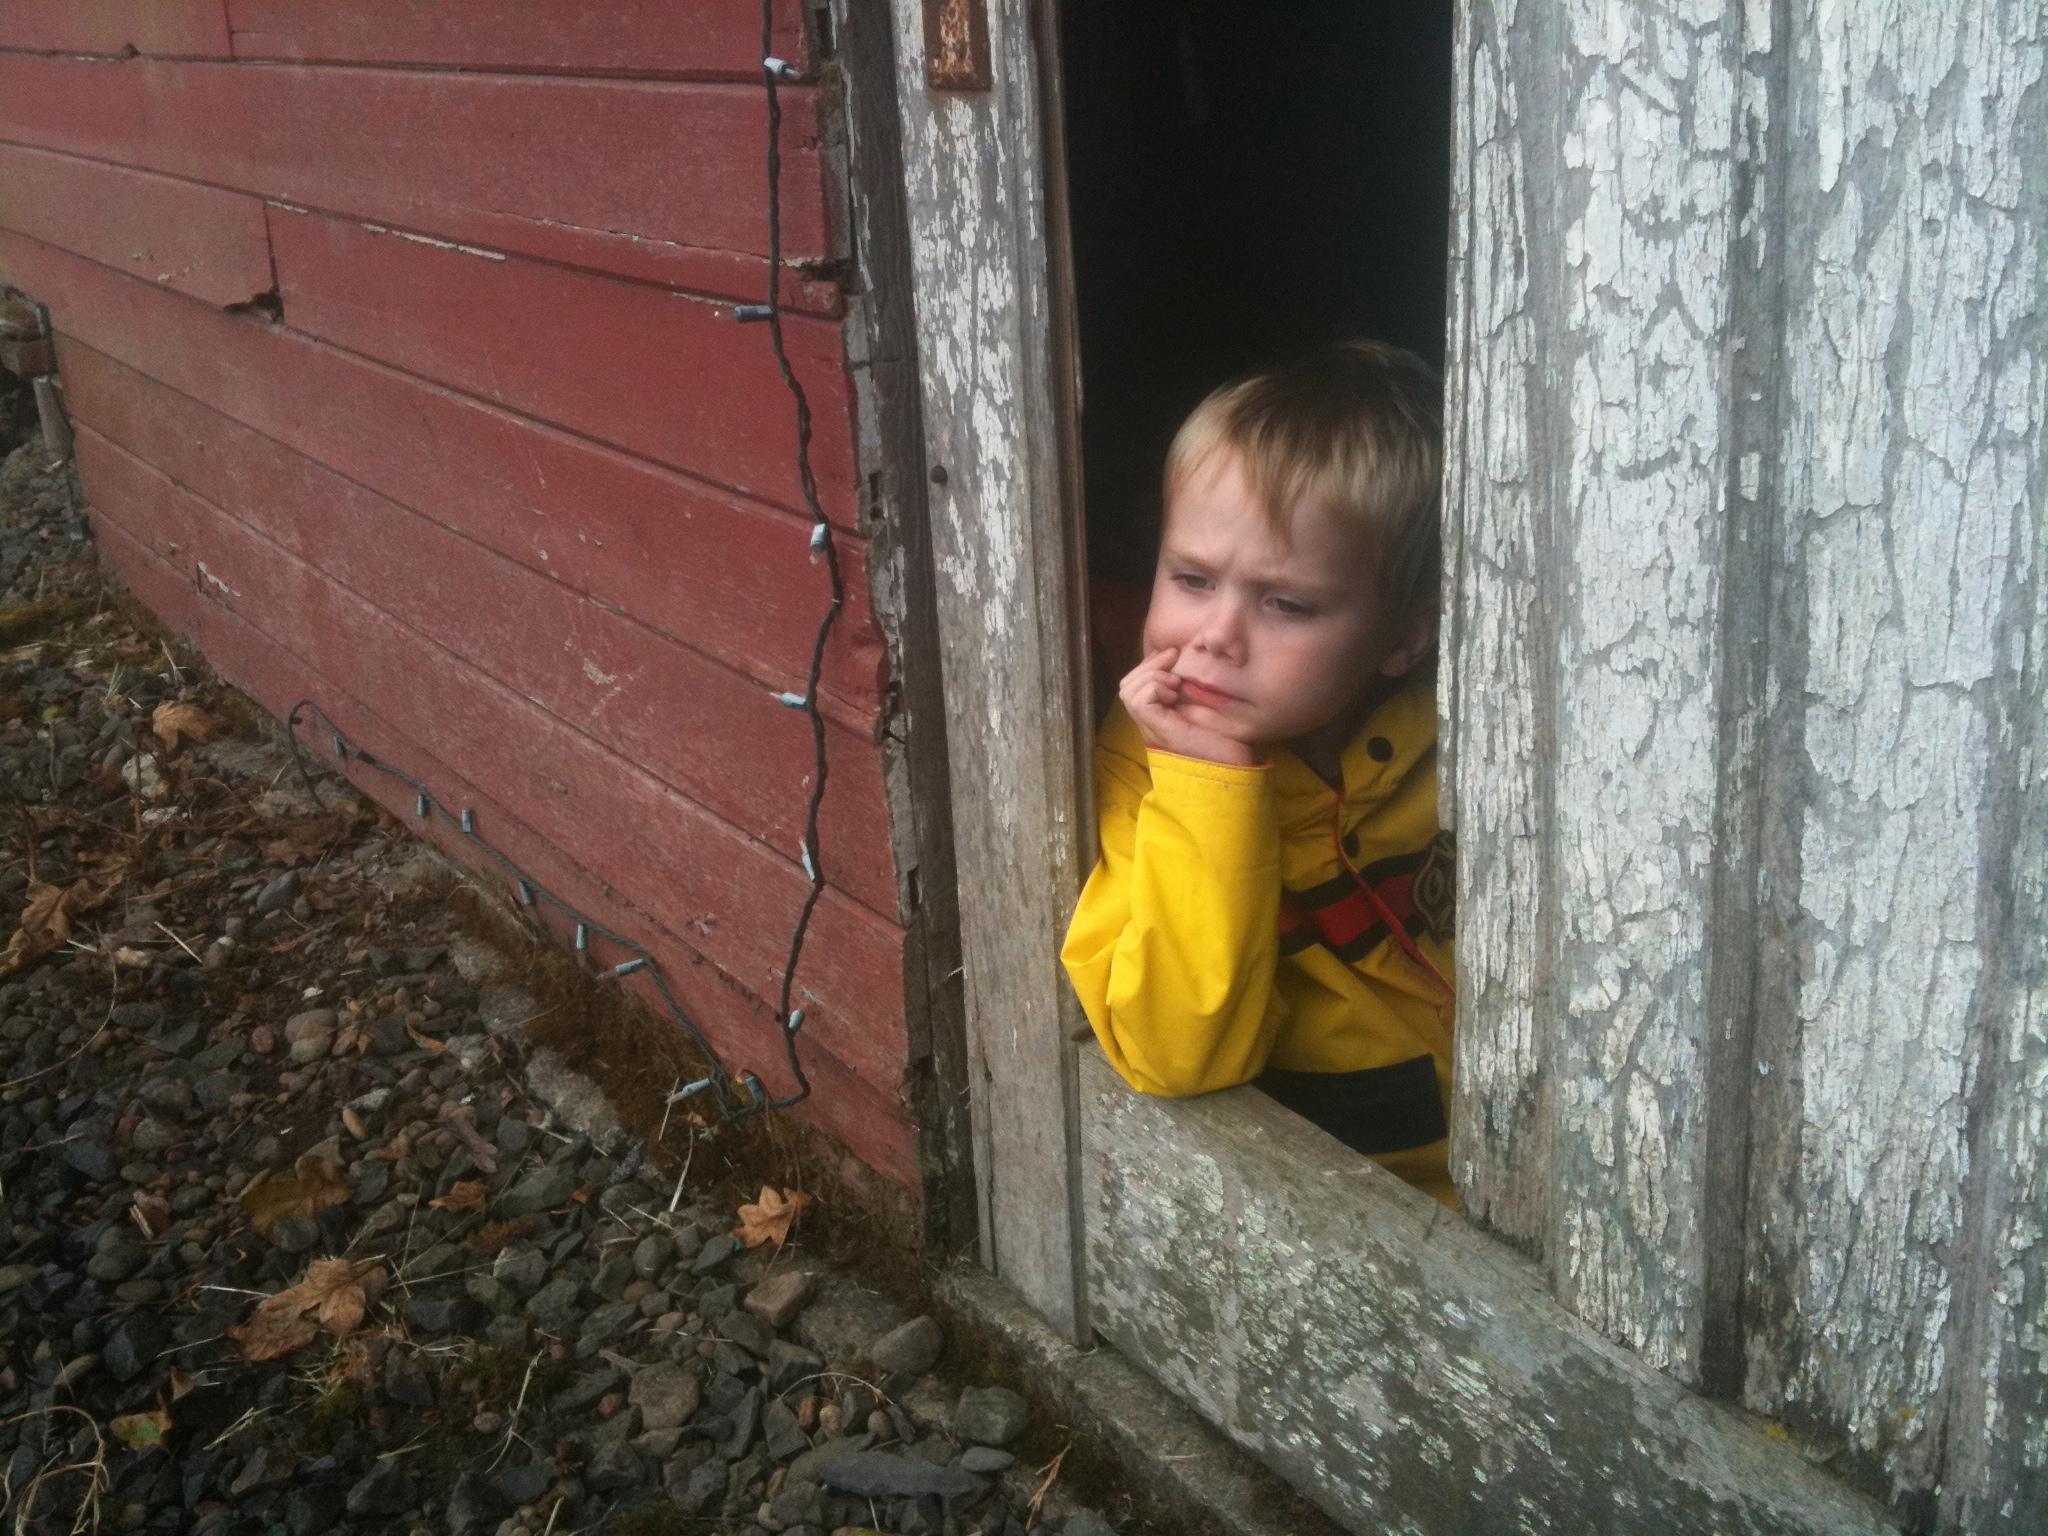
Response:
[0, 877, 99, 978]
[429, 1180, 489, 1213]
[467, 1220, 533, 1253]
[239, 1152, 351, 1236]
[151, 700, 216, 752]
[734, 1185, 811, 1249]
[224, 1259, 382, 1361]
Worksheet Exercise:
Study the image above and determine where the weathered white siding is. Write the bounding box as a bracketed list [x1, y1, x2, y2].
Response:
[1445, 0, 2045, 1527]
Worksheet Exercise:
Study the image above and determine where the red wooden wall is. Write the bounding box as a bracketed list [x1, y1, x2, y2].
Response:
[0, 1, 923, 1187]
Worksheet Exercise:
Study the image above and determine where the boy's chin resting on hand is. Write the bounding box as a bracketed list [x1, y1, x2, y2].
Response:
[1117, 646, 1259, 767]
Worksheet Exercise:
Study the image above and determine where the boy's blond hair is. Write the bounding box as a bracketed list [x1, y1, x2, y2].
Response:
[1165, 340, 1442, 624]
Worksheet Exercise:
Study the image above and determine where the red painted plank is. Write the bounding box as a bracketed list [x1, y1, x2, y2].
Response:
[266, 206, 855, 521]
[88, 512, 916, 1181]
[79, 430, 911, 1093]
[227, 0, 808, 78]
[0, 1, 230, 58]
[0, 54, 832, 304]
[0, 142, 270, 307]
[0, 233, 881, 715]
[63, 347, 900, 920]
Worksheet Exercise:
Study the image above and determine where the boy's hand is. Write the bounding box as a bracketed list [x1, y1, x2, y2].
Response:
[1119, 648, 1257, 766]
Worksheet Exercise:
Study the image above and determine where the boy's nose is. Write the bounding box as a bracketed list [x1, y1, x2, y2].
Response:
[1190, 598, 1248, 661]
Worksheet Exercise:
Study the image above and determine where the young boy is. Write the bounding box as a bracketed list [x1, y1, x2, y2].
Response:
[1060, 341, 1458, 1206]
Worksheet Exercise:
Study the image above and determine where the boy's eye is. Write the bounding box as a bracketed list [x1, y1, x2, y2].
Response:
[1171, 571, 1212, 592]
[1268, 595, 1315, 617]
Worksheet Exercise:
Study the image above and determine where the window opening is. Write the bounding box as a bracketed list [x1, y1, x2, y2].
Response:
[1060, 0, 1458, 1190]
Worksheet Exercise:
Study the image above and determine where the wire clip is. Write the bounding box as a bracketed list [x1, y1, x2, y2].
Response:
[611, 958, 648, 978]
[763, 57, 801, 79]
[733, 304, 774, 323]
[773, 691, 808, 709]
[809, 522, 829, 552]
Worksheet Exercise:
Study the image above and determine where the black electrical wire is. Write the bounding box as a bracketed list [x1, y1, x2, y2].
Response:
[274, 6, 845, 1122]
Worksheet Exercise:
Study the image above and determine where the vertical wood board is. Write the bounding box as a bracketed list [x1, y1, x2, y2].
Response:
[0, 54, 832, 303]
[1741, 2, 2046, 1522]
[1447, 0, 2047, 1524]
[0, 142, 272, 309]
[888, 0, 1091, 1337]
[225, 0, 808, 77]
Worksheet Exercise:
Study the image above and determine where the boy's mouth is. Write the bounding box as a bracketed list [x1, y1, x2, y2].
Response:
[1177, 677, 1242, 709]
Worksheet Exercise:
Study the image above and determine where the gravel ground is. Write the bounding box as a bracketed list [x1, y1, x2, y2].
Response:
[0, 415, 1132, 1536]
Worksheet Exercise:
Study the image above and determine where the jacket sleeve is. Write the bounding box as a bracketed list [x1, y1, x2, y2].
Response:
[1061, 729, 1289, 1097]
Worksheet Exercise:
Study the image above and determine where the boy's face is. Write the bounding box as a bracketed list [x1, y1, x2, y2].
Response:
[1142, 451, 1427, 747]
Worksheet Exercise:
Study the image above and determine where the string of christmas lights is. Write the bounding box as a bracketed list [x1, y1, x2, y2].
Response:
[281, 6, 843, 1122]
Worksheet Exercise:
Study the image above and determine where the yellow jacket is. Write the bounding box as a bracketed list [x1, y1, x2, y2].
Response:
[1061, 684, 1457, 1204]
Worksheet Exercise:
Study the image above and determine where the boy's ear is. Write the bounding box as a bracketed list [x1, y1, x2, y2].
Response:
[1379, 609, 1438, 678]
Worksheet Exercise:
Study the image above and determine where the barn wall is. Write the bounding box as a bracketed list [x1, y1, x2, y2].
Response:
[0, 1, 933, 1189]
[1444, 1, 2044, 1528]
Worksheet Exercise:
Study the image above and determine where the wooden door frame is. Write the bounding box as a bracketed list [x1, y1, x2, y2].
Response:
[885, 0, 1094, 1340]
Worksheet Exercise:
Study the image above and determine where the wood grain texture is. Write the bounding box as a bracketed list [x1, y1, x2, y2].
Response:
[78, 429, 910, 1097]
[266, 205, 856, 524]
[1741, 3, 2047, 1523]
[0, 244, 884, 721]
[0, 142, 271, 308]
[827, 0, 979, 1249]
[1448, 0, 2046, 1525]
[225, 0, 807, 77]
[888, 0, 1092, 1336]
[1080, 1051, 1898, 1536]
[0, 1, 230, 57]
[64, 364, 900, 921]
[0, 53, 833, 304]
[88, 510, 918, 1183]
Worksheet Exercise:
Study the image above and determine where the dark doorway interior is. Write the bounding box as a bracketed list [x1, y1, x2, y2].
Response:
[1061, 0, 1456, 651]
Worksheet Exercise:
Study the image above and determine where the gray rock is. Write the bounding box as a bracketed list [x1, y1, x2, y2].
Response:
[954, 1385, 1030, 1447]
[268, 1213, 319, 1254]
[130, 1116, 179, 1157]
[493, 1244, 549, 1298]
[744, 1270, 814, 1329]
[594, 1253, 636, 1301]
[63, 1137, 117, 1183]
[191, 1037, 243, 1072]
[465, 1274, 521, 1316]
[85, 1242, 144, 1283]
[959, 1446, 1014, 1474]
[767, 1339, 824, 1395]
[1061, 1514, 1119, 1536]
[445, 1470, 506, 1535]
[868, 1315, 945, 1376]
[583, 1439, 643, 1492]
[722, 1384, 762, 1459]
[0, 1263, 39, 1296]
[383, 1349, 435, 1406]
[762, 1397, 809, 1462]
[580, 1300, 639, 1348]
[525, 1276, 582, 1331]
[103, 1318, 166, 1380]
[404, 1296, 479, 1336]
[114, 1278, 163, 1305]
[254, 868, 303, 914]
[721, 1310, 774, 1358]
[485, 1315, 531, 1352]
[692, 1231, 737, 1277]
[192, 1072, 242, 1111]
[555, 1365, 624, 1413]
[283, 1009, 336, 1065]
[491, 1463, 553, 1505]
[495, 1116, 533, 1155]
[629, 1361, 701, 1431]
[499, 1163, 581, 1218]
[675, 1456, 726, 1515]
[816, 1451, 985, 1503]
[344, 1455, 415, 1516]
[632, 1233, 674, 1280]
